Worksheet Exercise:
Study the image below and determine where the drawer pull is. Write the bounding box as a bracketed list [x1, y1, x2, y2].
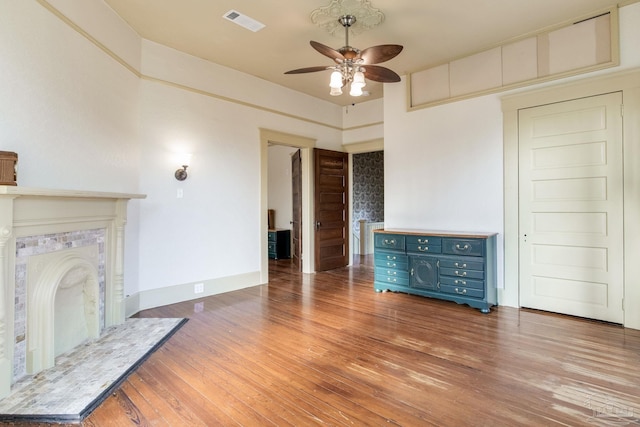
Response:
[454, 288, 467, 295]
[454, 271, 467, 277]
[417, 246, 429, 252]
[387, 270, 397, 276]
[454, 262, 467, 269]
[454, 279, 467, 285]
[387, 277, 397, 283]
[386, 255, 397, 261]
[386, 262, 397, 268]
[384, 239, 396, 245]
[455, 243, 471, 251]
[418, 238, 429, 244]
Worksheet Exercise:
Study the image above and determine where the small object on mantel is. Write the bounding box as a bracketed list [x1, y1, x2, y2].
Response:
[0, 151, 17, 186]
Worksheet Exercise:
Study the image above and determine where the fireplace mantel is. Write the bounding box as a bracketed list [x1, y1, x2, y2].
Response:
[0, 186, 145, 398]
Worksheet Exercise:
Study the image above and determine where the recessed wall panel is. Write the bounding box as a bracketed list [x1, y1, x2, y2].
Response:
[531, 141, 607, 169]
[532, 177, 607, 201]
[502, 37, 538, 85]
[532, 276, 608, 305]
[531, 106, 606, 137]
[532, 212, 608, 236]
[450, 47, 502, 97]
[531, 244, 607, 271]
[410, 64, 450, 105]
[539, 14, 611, 76]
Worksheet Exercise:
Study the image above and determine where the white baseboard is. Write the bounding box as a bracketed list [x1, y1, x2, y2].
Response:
[124, 271, 262, 317]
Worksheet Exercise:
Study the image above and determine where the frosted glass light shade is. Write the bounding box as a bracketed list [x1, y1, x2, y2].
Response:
[352, 71, 366, 87]
[329, 70, 343, 88]
[349, 84, 363, 96]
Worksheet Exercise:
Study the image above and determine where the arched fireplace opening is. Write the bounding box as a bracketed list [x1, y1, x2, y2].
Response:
[27, 248, 100, 375]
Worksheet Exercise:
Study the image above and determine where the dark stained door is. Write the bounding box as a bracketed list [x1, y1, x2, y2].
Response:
[291, 150, 302, 271]
[314, 148, 349, 271]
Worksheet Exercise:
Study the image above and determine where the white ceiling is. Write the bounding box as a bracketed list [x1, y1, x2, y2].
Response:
[103, 0, 623, 106]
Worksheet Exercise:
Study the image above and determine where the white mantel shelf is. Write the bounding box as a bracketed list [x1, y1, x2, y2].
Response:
[0, 187, 145, 398]
[0, 186, 146, 200]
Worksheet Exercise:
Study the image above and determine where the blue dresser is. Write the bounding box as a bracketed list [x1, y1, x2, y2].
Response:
[374, 229, 497, 313]
[268, 229, 291, 259]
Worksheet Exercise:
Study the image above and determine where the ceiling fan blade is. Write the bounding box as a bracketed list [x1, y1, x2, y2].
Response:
[359, 45, 403, 64]
[284, 66, 330, 74]
[363, 65, 401, 83]
[310, 41, 345, 62]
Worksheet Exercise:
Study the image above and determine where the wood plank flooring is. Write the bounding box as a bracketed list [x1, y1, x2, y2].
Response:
[33, 257, 640, 425]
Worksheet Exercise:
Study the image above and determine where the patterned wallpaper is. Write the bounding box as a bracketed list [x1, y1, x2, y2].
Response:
[353, 151, 384, 232]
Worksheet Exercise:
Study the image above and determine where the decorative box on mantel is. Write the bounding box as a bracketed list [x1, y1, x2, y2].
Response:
[0, 152, 17, 186]
[0, 186, 145, 399]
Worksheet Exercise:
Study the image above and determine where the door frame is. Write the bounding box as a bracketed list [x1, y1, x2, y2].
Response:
[342, 138, 384, 261]
[502, 69, 640, 329]
[260, 129, 316, 283]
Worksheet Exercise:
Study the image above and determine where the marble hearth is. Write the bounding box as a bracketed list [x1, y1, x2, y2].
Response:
[0, 187, 144, 399]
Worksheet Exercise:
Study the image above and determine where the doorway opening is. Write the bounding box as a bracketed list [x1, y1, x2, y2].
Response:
[260, 129, 316, 283]
[352, 150, 384, 258]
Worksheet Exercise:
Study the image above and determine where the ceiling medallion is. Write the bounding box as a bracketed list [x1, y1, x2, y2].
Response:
[310, 0, 384, 37]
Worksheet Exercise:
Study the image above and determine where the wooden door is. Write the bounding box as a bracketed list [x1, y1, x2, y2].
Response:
[291, 150, 302, 271]
[314, 148, 349, 271]
[519, 92, 624, 323]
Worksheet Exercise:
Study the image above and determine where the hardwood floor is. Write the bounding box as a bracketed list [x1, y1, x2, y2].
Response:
[68, 257, 640, 425]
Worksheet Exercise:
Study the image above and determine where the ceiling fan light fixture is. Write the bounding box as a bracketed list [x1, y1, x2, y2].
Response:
[349, 83, 363, 97]
[352, 70, 366, 87]
[285, 9, 402, 101]
[329, 70, 343, 88]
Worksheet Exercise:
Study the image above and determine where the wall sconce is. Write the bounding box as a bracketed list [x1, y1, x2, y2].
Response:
[174, 165, 188, 181]
[174, 153, 192, 181]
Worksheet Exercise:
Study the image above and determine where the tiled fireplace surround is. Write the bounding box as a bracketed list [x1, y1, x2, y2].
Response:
[0, 187, 143, 400]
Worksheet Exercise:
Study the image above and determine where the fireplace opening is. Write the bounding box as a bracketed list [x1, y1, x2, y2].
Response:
[54, 264, 100, 358]
[26, 246, 101, 375]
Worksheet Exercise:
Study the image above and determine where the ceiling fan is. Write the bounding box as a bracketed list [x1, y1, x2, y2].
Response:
[284, 14, 403, 97]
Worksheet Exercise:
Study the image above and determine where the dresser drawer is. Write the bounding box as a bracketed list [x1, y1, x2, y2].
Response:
[374, 234, 405, 251]
[375, 253, 408, 270]
[439, 258, 484, 271]
[407, 243, 441, 254]
[268, 231, 277, 242]
[442, 238, 484, 257]
[441, 276, 484, 289]
[376, 274, 410, 287]
[440, 284, 484, 299]
[440, 267, 484, 280]
[406, 235, 442, 246]
[375, 267, 410, 280]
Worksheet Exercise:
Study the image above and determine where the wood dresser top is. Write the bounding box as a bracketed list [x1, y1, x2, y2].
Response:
[374, 229, 498, 239]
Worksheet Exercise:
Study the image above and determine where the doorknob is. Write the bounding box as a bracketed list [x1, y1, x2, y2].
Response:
[315, 221, 321, 230]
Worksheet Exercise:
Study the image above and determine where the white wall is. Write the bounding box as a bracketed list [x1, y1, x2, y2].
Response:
[0, 0, 143, 293]
[383, 2, 640, 293]
[136, 41, 342, 307]
[1, 0, 345, 313]
[342, 98, 384, 145]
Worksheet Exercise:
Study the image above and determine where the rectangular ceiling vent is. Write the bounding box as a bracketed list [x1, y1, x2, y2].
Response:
[223, 10, 265, 32]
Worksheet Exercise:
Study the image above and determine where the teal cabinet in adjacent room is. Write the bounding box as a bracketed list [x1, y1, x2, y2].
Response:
[268, 229, 291, 260]
[374, 229, 498, 313]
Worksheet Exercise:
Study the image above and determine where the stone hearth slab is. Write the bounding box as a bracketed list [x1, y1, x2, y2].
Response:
[0, 317, 187, 424]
